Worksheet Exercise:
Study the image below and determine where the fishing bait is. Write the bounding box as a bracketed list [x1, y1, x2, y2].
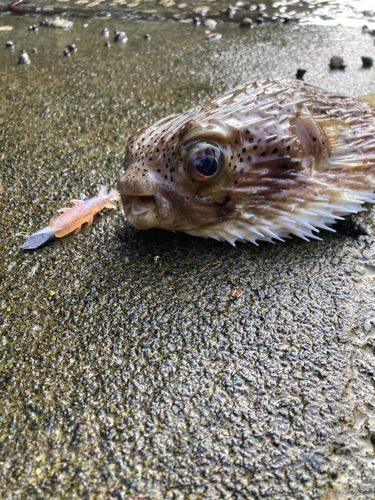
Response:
[22, 187, 119, 249]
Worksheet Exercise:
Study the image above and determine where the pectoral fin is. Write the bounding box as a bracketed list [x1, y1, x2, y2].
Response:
[315, 118, 368, 171]
[316, 118, 350, 156]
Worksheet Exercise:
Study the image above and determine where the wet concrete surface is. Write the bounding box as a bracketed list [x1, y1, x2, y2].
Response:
[1, 10, 375, 500]
[2, 0, 375, 27]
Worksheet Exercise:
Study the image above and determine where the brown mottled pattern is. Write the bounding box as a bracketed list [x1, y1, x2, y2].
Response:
[117, 78, 375, 245]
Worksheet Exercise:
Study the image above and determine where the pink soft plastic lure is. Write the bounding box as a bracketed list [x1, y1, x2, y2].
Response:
[49, 186, 119, 238]
[21, 187, 119, 249]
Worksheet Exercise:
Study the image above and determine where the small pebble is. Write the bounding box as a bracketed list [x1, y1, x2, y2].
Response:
[363, 25, 375, 36]
[205, 33, 222, 41]
[105, 41, 111, 47]
[63, 49, 70, 57]
[114, 31, 127, 43]
[28, 24, 38, 31]
[40, 18, 73, 29]
[5, 41, 14, 48]
[362, 56, 373, 68]
[203, 19, 217, 29]
[193, 17, 201, 26]
[18, 50, 30, 65]
[226, 6, 236, 18]
[240, 17, 253, 28]
[101, 28, 109, 36]
[329, 55, 345, 70]
[195, 6, 209, 16]
[31, 48, 38, 53]
[67, 44, 77, 52]
[296, 68, 306, 79]
[144, 34, 151, 40]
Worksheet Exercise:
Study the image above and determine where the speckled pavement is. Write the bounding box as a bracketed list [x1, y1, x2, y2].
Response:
[1, 13, 375, 499]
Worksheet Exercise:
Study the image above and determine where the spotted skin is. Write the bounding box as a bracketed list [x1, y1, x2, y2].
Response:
[117, 78, 375, 245]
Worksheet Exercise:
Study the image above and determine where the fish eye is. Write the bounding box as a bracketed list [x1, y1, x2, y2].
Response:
[186, 143, 224, 182]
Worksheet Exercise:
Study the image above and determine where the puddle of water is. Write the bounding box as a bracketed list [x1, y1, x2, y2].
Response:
[299, 0, 375, 27]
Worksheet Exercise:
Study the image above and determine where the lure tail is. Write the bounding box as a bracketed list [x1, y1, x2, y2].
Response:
[99, 187, 120, 209]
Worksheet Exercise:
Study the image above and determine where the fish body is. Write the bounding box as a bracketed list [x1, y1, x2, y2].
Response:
[117, 78, 375, 245]
[49, 187, 119, 238]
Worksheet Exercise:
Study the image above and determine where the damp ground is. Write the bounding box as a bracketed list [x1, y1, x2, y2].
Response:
[1, 5, 375, 500]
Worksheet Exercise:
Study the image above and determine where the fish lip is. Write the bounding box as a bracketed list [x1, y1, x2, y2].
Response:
[123, 195, 157, 216]
[121, 194, 157, 221]
[117, 171, 165, 227]
[121, 192, 169, 229]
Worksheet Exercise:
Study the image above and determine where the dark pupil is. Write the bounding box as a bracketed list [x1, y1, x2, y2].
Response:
[195, 156, 218, 177]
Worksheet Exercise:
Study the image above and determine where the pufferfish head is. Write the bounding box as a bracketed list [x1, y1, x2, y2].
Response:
[117, 106, 254, 233]
[117, 78, 372, 245]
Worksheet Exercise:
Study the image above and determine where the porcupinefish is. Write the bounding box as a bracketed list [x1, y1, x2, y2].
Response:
[117, 78, 375, 245]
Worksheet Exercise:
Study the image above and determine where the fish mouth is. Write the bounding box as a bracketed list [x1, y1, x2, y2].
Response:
[117, 171, 170, 229]
[121, 193, 163, 229]
[124, 195, 157, 216]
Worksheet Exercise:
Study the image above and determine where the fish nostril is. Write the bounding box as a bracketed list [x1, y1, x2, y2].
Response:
[125, 195, 157, 215]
